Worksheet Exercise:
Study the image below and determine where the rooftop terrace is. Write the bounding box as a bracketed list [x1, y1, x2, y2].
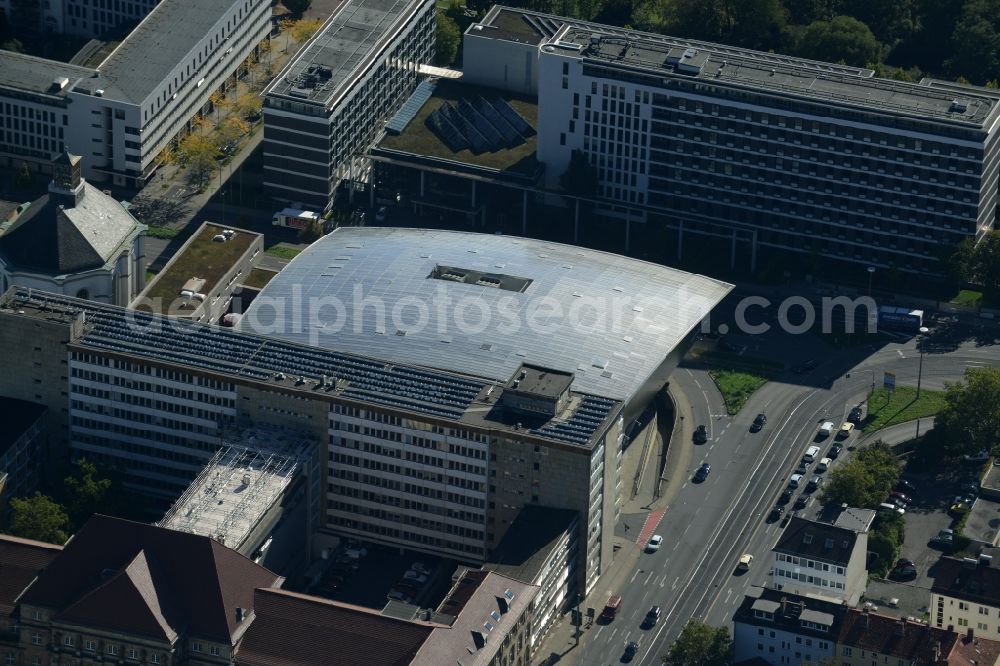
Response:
[265, 0, 425, 107]
[376, 78, 541, 175]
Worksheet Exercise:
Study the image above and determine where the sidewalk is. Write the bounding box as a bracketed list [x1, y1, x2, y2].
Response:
[533, 387, 697, 665]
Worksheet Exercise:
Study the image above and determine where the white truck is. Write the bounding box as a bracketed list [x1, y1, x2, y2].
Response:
[272, 207, 320, 229]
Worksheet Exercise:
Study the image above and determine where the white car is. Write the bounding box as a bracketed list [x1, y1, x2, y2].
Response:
[403, 571, 428, 584]
[647, 535, 663, 552]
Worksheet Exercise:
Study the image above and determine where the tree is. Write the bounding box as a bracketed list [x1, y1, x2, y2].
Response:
[797, 15, 882, 68]
[62, 459, 112, 527]
[289, 17, 323, 44]
[1, 38, 23, 52]
[178, 132, 219, 188]
[560, 150, 599, 196]
[820, 442, 899, 507]
[298, 219, 324, 243]
[664, 621, 731, 666]
[839, 0, 914, 44]
[7, 493, 69, 545]
[13, 160, 31, 190]
[947, 231, 1000, 299]
[667, 0, 786, 51]
[283, 0, 312, 14]
[935, 366, 1000, 457]
[435, 11, 461, 66]
[235, 92, 263, 121]
[946, 0, 1000, 84]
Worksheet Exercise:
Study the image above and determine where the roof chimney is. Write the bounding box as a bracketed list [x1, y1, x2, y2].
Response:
[236, 607, 247, 622]
[780, 596, 788, 616]
[898, 617, 907, 636]
[862, 607, 870, 628]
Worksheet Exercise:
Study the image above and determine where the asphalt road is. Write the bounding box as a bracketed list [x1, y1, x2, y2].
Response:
[574, 331, 1000, 666]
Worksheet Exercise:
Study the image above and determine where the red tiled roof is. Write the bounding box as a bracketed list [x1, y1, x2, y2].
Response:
[19, 515, 281, 643]
[838, 610, 957, 663]
[0, 534, 62, 616]
[235, 588, 436, 666]
[948, 633, 1000, 664]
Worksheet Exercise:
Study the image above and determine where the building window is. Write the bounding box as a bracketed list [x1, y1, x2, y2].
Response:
[31, 659, 41, 666]
[64, 636, 74, 647]
[210, 646, 220, 656]
[85, 639, 97, 651]
[6, 655, 14, 666]
[151, 655, 161, 664]
[107, 644, 118, 655]
[128, 648, 139, 659]
[31, 611, 41, 620]
[192, 642, 202, 653]
[843, 647, 852, 656]
[30, 632, 41, 645]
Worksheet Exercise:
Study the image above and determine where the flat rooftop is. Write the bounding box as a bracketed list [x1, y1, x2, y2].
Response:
[158, 439, 303, 550]
[0, 52, 95, 97]
[377, 78, 541, 175]
[486, 505, 577, 582]
[506, 364, 573, 399]
[264, 0, 424, 107]
[476, 6, 1000, 128]
[135, 222, 258, 315]
[240, 228, 732, 401]
[80, 0, 245, 104]
[2, 288, 623, 448]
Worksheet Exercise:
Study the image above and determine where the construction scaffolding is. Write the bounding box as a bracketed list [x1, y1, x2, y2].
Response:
[158, 442, 299, 550]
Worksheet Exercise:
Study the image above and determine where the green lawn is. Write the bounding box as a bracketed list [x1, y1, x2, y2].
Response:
[693, 350, 784, 375]
[862, 386, 947, 433]
[710, 370, 768, 415]
[146, 225, 180, 239]
[951, 289, 983, 307]
[265, 245, 301, 260]
[242, 268, 277, 289]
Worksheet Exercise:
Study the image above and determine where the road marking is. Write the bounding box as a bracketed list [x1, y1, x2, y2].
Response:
[671, 577, 679, 590]
[630, 570, 639, 584]
[897, 350, 905, 358]
[645, 570, 655, 585]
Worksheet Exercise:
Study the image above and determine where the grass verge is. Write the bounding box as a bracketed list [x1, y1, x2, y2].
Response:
[862, 386, 947, 433]
[709, 370, 768, 415]
[242, 268, 277, 289]
[951, 289, 983, 307]
[146, 225, 180, 239]
[689, 349, 784, 375]
[265, 245, 301, 260]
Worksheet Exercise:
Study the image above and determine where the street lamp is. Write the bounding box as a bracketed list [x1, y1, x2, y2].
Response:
[866, 266, 876, 297]
[916, 326, 930, 399]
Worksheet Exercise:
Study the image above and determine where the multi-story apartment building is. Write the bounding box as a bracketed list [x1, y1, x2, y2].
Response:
[459, 6, 1000, 275]
[932, 555, 1000, 642]
[262, 0, 435, 210]
[770, 516, 869, 605]
[0, 0, 270, 187]
[0, 229, 729, 597]
[732, 587, 843, 665]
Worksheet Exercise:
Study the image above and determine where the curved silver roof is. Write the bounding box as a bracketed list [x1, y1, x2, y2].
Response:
[239, 228, 731, 400]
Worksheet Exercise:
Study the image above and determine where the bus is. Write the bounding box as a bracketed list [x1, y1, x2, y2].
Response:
[878, 306, 924, 333]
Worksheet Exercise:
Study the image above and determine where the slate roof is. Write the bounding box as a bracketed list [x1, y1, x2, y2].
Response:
[0, 534, 62, 617]
[732, 588, 848, 642]
[932, 557, 1000, 607]
[0, 184, 141, 275]
[19, 515, 282, 644]
[774, 516, 859, 566]
[235, 588, 436, 666]
[838, 609, 957, 663]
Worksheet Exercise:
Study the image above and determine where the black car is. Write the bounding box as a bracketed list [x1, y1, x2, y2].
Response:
[806, 475, 823, 492]
[896, 558, 914, 568]
[693, 425, 708, 444]
[793, 495, 808, 510]
[767, 506, 784, 523]
[750, 413, 767, 433]
[795, 461, 809, 475]
[848, 406, 864, 423]
[622, 641, 639, 662]
[693, 463, 711, 482]
[643, 606, 661, 628]
[779, 488, 793, 505]
[828, 444, 843, 459]
[889, 565, 918, 581]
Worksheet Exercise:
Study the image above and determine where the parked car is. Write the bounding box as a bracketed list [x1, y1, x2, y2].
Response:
[411, 562, 432, 576]
[963, 450, 990, 463]
[848, 406, 864, 423]
[793, 495, 808, 510]
[828, 443, 843, 459]
[806, 475, 823, 492]
[961, 482, 980, 496]
[779, 488, 793, 505]
[693, 425, 708, 444]
[646, 535, 663, 552]
[890, 491, 912, 504]
[403, 571, 428, 584]
[750, 413, 767, 432]
[795, 461, 809, 475]
[896, 558, 914, 568]
[889, 565, 918, 581]
[879, 502, 905, 515]
[694, 463, 711, 482]
[817, 421, 835, 439]
[768, 506, 784, 523]
[836, 422, 855, 439]
[789, 473, 803, 489]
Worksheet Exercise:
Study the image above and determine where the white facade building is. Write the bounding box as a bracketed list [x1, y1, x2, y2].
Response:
[771, 516, 869, 605]
[0, 0, 269, 187]
[733, 589, 842, 666]
[931, 555, 1000, 642]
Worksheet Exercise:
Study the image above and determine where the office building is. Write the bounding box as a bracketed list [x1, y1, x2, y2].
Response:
[458, 6, 1000, 275]
[262, 0, 435, 210]
[0, 0, 159, 36]
[0, 152, 146, 305]
[0, 0, 270, 187]
[0, 228, 730, 596]
[0, 398, 46, 501]
[770, 516, 869, 605]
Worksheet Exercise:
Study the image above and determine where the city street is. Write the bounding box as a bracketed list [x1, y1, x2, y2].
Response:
[540, 326, 1000, 665]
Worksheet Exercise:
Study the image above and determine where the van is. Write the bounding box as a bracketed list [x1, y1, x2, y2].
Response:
[818, 422, 835, 438]
[817, 457, 831, 473]
[600, 595, 622, 621]
[879, 503, 905, 515]
[804, 446, 820, 463]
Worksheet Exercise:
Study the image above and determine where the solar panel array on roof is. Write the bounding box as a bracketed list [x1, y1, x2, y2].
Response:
[386, 78, 438, 134]
[425, 97, 534, 154]
[531, 395, 614, 445]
